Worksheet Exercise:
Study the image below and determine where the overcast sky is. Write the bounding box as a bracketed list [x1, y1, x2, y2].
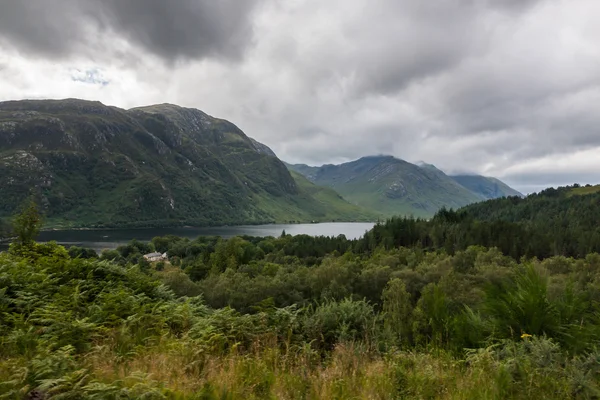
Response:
[0, 0, 599, 193]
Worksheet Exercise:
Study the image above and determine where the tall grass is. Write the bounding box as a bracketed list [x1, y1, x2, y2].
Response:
[2, 333, 596, 399]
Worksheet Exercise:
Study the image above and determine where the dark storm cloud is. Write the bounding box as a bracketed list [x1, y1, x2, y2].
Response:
[0, 0, 260, 60]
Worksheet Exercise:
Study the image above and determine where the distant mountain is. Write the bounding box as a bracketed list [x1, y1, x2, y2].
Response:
[0, 99, 376, 228]
[286, 156, 521, 217]
[287, 156, 482, 217]
[449, 175, 522, 200]
[287, 170, 381, 222]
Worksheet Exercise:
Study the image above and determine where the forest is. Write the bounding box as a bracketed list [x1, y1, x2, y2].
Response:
[2, 187, 600, 398]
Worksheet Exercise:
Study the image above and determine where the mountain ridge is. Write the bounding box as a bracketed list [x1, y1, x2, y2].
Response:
[286, 156, 521, 217]
[449, 174, 522, 200]
[0, 98, 377, 228]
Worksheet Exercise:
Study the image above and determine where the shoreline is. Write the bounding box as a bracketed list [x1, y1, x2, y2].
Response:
[38, 219, 379, 233]
[0, 221, 377, 252]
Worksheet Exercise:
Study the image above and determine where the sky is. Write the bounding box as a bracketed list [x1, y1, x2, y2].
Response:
[0, 0, 599, 194]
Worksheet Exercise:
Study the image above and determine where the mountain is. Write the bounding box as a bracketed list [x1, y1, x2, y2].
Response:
[284, 162, 320, 179]
[0, 99, 376, 228]
[286, 156, 485, 218]
[449, 175, 522, 200]
[286, 170, 381, 222]
[286, 156, 522, 218]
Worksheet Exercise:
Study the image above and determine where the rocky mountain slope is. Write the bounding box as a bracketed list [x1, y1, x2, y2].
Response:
[449, 174, 522, 200]
[286, 156, 521, 217]
[0, 99, 376, 228]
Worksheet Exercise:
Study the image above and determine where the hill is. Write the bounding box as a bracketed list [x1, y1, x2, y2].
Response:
[360, 183, 600, 260]
[457, 184, 600, 225]
[287, 156, 488, 217]
[0, 99, 375, 228]
[286, 170, 381, 221]
[568, 184, 600, 197]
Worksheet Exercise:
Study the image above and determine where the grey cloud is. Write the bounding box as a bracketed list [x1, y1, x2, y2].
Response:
[503, 170, 600, 195]
[0, 1, 83, 57]
[339, 0, 549, 97]
[489, 0, 547, 12]
[0, 0, 260, 61]
[71, 68, 110, 86]
[0, 0, 598, 195]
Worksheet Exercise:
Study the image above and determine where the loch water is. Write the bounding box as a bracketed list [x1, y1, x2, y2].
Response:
[1, 222, 375, 252]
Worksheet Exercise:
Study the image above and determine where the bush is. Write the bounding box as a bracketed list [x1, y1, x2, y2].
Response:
[303, 298, 380, 351]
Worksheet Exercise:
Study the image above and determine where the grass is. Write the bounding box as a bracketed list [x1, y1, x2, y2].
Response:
[568, 185, 600, 196]
[2, 338, 576, 399]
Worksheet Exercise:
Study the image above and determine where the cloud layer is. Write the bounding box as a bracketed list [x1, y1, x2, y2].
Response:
[0, 0, 599, 193]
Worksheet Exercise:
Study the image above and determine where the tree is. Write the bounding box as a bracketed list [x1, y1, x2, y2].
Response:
[0, 218, 11, 239]
[12, 196, 43, 246]
[382, 278, 413, 346]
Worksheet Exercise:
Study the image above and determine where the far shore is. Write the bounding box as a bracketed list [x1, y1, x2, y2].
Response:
[36, 219, 379, 233]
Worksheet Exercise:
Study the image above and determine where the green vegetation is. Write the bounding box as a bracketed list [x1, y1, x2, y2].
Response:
[568, 183, 600, 196]
[286, 156, 520, 218]
[435, 184, 600, 258]
[279, 170, 380, 221]
[0, 219, 10, 240]
[2, 186, 600, 398]
[10, 197, 43, 247]
[0, 99, 375, 229]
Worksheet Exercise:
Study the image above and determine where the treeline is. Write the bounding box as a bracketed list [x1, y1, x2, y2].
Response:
[362, 186, 600, 259]
[97, 184, 600, 273]
[103, 232, 600, 351]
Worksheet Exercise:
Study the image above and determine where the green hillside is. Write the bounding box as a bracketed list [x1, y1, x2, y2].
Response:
[356, 183, 600, 263]
[422, 183, 600, 258]
[0, 99, 372, 228]
[457, 184, 600, 224]
[287, 156, 483, 218]
[568, 184, 600, 196]
[285, 170, 381, 221]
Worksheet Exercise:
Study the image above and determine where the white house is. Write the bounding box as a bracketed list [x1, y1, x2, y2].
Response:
[143, 252, 168, 262]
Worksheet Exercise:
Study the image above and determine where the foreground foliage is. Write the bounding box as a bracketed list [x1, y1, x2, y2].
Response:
[2, 236, 600, 398]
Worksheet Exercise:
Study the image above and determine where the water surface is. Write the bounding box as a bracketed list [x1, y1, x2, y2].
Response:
[2, 222, 375, 252]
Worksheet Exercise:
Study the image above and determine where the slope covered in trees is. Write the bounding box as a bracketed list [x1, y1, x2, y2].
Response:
[359, 184, 600, 260]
